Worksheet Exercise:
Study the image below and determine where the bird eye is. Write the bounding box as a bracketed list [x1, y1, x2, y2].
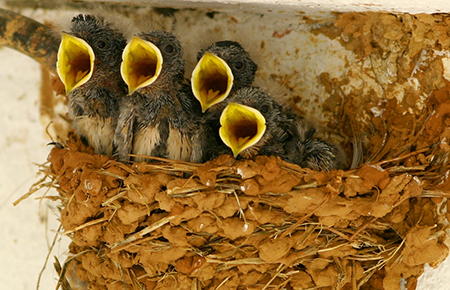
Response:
[96, 40, 106, 48]
[165, 44, 174, 53]
[260, 105, 269, 113]
[234, 61, 244, 70]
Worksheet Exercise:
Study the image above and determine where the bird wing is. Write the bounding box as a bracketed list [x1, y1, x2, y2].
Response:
[114, 106, 136, 162]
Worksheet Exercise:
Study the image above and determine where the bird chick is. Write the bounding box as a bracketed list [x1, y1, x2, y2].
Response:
[116, 30, 202, 163]
[191, 40, 258, 115]
[56, 14, 127, 156]
[190, 41, 259, 161]
[282, 112, 347, 171]
[215, 87, 347, 171]
[214, 87, 285, 159]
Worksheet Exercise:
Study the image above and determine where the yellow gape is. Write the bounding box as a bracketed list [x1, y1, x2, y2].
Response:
[219, 102, 266, 157]
[121, 36, 163, 94]
[57, 33, 95, 94]
[191, 52, 234, 112]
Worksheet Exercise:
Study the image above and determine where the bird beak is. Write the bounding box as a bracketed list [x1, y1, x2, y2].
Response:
[57, 33, 95, 95]
[191, 52, 234, 113]
[121, 36, 163, 94]
[219, 102, 266, 157]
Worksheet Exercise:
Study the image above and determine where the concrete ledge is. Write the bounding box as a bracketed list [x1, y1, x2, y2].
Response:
[71, 0, 450, 14]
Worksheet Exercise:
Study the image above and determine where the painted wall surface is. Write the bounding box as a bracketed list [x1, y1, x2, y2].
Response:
[82, 0, 450, 13]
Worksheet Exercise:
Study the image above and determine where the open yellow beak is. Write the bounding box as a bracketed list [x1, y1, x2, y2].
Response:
[219, 102, 266, 157]
[57, 33, 95, 95]
[121, 36, 163, 94]
[191, 52, 234, 113]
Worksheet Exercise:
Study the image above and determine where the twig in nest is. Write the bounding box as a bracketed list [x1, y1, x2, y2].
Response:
[352, 260, 358, 290]
[318, 242, 353, 254]
[261, 264, 287, 290]
[421, 190, 450, 197]
[215, 275, 233, 290]
[37, 224, 62, 290]
[63, 216, 109, 235]
[280, 193, 331, 239]
[108, 215, 176, 251]
[130, 154, 201, 170]
[233, 190, 248, 226]
[206, 257, 266, 266]
[14, 174, 52, 206]
[130, 267, 146, 290]
[372, 148, 429, 167]
[387, 165, 428, 172]
[292, 181, 318, 190]
[102, 189, 129, 207]
[334, 256, 347, 287]
[323, 226, 352, 241]
[350, 121, 365, 169]
[94, 169, 127, 180]
[112, 261, 128, 290]
[53, 257, 71, 290]
[349, 217, 378, 242]
[363, 238, 405, 275]
[366, 119, 389, 163]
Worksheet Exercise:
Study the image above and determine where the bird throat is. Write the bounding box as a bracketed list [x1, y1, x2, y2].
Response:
[203, 70, 229, 101]
[231, 119, 258, 147]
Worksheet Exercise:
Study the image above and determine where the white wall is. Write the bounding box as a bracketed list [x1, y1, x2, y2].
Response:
[98, 0, 450, 14]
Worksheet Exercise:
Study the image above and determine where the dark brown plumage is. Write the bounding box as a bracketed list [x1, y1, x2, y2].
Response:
[282, 114, 347, 171]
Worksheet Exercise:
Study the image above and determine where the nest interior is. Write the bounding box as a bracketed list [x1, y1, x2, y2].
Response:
[26, 8, 450, 290]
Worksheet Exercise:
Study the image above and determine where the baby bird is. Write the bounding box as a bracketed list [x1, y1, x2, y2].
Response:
[216, 87, 346, 171]
[191, 40, 258, 115]
[115, 30, 202, 163]
[190, 41, 259, 161]
[56, 14, 127, 156]
[282, 115, 347, 171]
[213, 86, 286, 159]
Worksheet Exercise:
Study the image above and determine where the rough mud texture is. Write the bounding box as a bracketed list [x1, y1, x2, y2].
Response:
[312, 12, 450, 163]
[44, 127, 448, 290]
[34, 10, 450, 290]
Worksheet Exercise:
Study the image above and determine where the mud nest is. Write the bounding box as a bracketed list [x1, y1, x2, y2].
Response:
[32, 119, 447, 290]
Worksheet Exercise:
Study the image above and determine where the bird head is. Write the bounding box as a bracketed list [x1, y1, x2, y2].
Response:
[121, 30, 184, 94]
[57, 14, 126, 94]
[219, 102, 267, 158]
[191, 51, 234, 113]
[218, 87, 283, 158]
[191, 41, 257, 113]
